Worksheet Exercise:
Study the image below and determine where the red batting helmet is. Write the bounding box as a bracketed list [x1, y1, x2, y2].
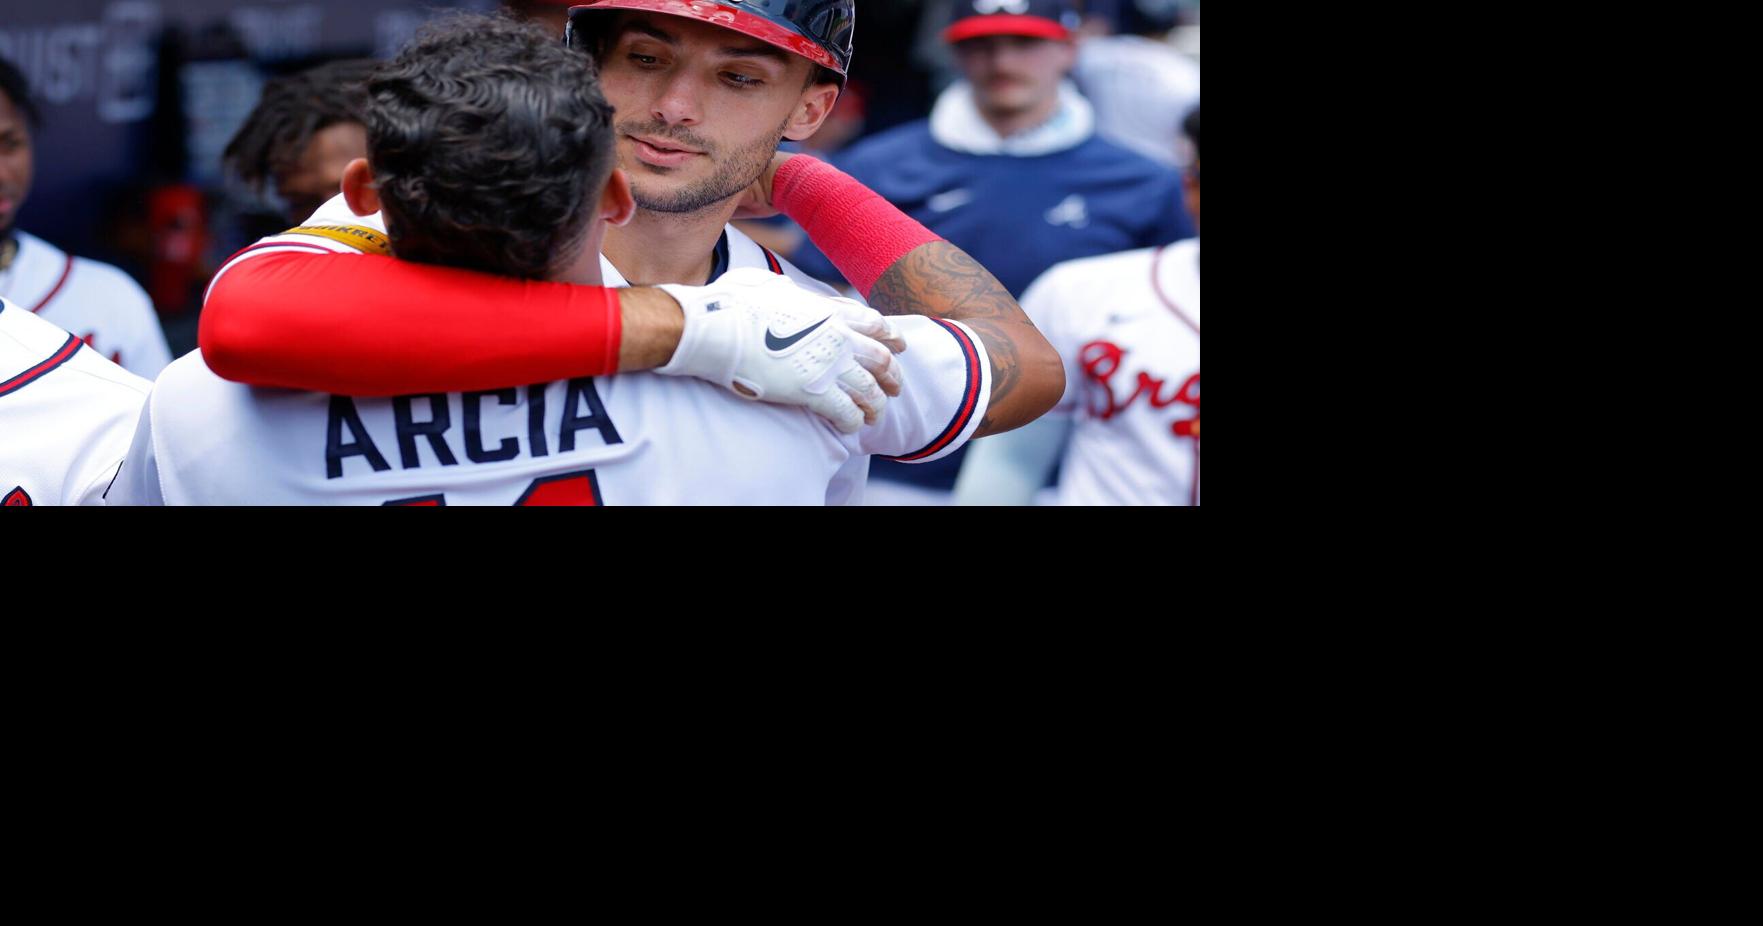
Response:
[566, 1, 856, 81]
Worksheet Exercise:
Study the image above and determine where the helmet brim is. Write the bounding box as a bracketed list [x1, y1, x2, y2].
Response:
[568, 1, 848, 76]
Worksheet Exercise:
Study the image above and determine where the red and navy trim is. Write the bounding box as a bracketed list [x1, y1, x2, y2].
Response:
[30, 255, 76, 314]
[761, 246, 785, 276]
[0, 333, 82, 398]
[3, 486, 33, 507]
[886, 319, 984, 464]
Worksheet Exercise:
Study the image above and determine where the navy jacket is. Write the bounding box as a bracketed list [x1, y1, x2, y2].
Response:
[792, 119, 1195, 493]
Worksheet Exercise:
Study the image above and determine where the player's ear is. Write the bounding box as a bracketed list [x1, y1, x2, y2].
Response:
[341, 159, 381, 218]
[601, 168, 637, 227]
[782, 80, 839, 143]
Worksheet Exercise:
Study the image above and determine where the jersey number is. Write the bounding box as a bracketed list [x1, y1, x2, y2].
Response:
[384, 471, 603, 507]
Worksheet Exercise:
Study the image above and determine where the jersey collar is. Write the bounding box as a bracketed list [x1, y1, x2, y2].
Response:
[601, 231, 732, 288]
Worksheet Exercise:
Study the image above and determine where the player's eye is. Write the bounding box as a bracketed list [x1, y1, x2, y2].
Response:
[723, 72, 764, 89]
[629, 52, 662, 67]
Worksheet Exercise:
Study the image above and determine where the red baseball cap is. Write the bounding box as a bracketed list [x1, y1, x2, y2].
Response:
[943, 0, 1082, 44]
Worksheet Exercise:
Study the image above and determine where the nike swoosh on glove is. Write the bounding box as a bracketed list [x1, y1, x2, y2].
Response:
[656, 268, 905, 434]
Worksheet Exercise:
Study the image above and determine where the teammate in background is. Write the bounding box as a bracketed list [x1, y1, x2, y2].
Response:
[1073, 0, 1199, 168]
[193, 1, 1063, 502]
[1, 56, 173, 380]
[223, 59, 375, 225]
[1, 298, 150, 506]
[955, 106, 1199, 507]
[781, 0, 1191, 504]
[110, 16, 991, 506]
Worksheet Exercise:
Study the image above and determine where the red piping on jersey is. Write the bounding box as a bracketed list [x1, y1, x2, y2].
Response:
[0, 332, 82, 397]
[1151, 246, 1200, 337]
[762, 247, 784, 275]
[204, 241, 342, 303]
[886, 319, 983, 463]
[29, 255, 75, 314]
[220, 240, 340, 266]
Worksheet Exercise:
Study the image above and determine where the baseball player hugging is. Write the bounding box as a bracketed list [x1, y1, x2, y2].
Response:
[109, 14, 997, 506]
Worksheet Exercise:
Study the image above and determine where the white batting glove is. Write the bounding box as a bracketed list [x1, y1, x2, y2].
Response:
[657, 269, 906, 434]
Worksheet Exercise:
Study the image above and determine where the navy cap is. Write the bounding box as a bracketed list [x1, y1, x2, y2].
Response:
[943, 0, 1083, 44]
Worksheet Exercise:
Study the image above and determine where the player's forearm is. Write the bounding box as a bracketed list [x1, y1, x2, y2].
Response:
[201, 251, 685, 394]
[871, 243, 1064, 437]
[770, 157, 1062, 435]
[617, 287, 686, 372]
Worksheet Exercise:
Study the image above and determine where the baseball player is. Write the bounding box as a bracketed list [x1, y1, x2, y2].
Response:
[1, 298, 151, 507]
[955, 106, 1199, 506]
[192, 1, 1063, 502]
[776, 0, 1191, 504]
[109, 15, 992, 506]
[224, 60, 374, 225]
[1, 56, 172, 381]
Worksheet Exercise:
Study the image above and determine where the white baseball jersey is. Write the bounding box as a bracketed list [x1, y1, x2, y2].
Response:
[0, 231, 174, 380]
[1022, 239, 1200, 506]
[0, 299, 152, 507]
[112, 200, 991, 506]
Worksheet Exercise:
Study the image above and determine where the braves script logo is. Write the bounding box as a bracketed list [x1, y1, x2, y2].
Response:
[973, 0, 1032, 14]
[3, 486, 31, 506]
[1079, 340, 1199, 440]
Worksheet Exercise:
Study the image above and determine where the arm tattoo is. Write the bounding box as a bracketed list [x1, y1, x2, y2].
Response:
[870, 243, 1041, 431]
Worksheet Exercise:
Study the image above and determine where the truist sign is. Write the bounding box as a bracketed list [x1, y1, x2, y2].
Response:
[0, 1, 160, 125]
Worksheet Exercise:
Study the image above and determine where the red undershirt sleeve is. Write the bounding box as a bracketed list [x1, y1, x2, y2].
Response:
[199, 251, 622, 396]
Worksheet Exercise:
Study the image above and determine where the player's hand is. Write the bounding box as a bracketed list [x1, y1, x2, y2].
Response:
[731, 152, 796, 220]
[656, 269, 906, 434]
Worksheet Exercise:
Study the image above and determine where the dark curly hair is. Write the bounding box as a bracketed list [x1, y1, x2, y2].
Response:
[368, 13, 618, 281]
[224, 59, 374, 195]
[0, 55, 42, 127]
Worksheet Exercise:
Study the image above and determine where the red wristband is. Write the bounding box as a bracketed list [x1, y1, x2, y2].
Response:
[772, 154, 942, 297]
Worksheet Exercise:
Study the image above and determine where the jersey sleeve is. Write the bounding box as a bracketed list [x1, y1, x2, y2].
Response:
[198, 196, 623, 396]
[1019, 264, 1088, 416]
[105, 395, 166, 506]
[848, 316, 991, 465]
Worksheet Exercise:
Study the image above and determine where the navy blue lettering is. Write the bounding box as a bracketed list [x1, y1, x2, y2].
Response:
[561, 378, 623, 452]
[465, 389, 521, 464]
[529, 384, 550, 459]
[394, 395, 459, 470]
[327, 396, 391, 479]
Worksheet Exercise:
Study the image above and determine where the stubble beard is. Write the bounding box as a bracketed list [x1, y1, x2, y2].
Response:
[619, 117, 789, 216]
